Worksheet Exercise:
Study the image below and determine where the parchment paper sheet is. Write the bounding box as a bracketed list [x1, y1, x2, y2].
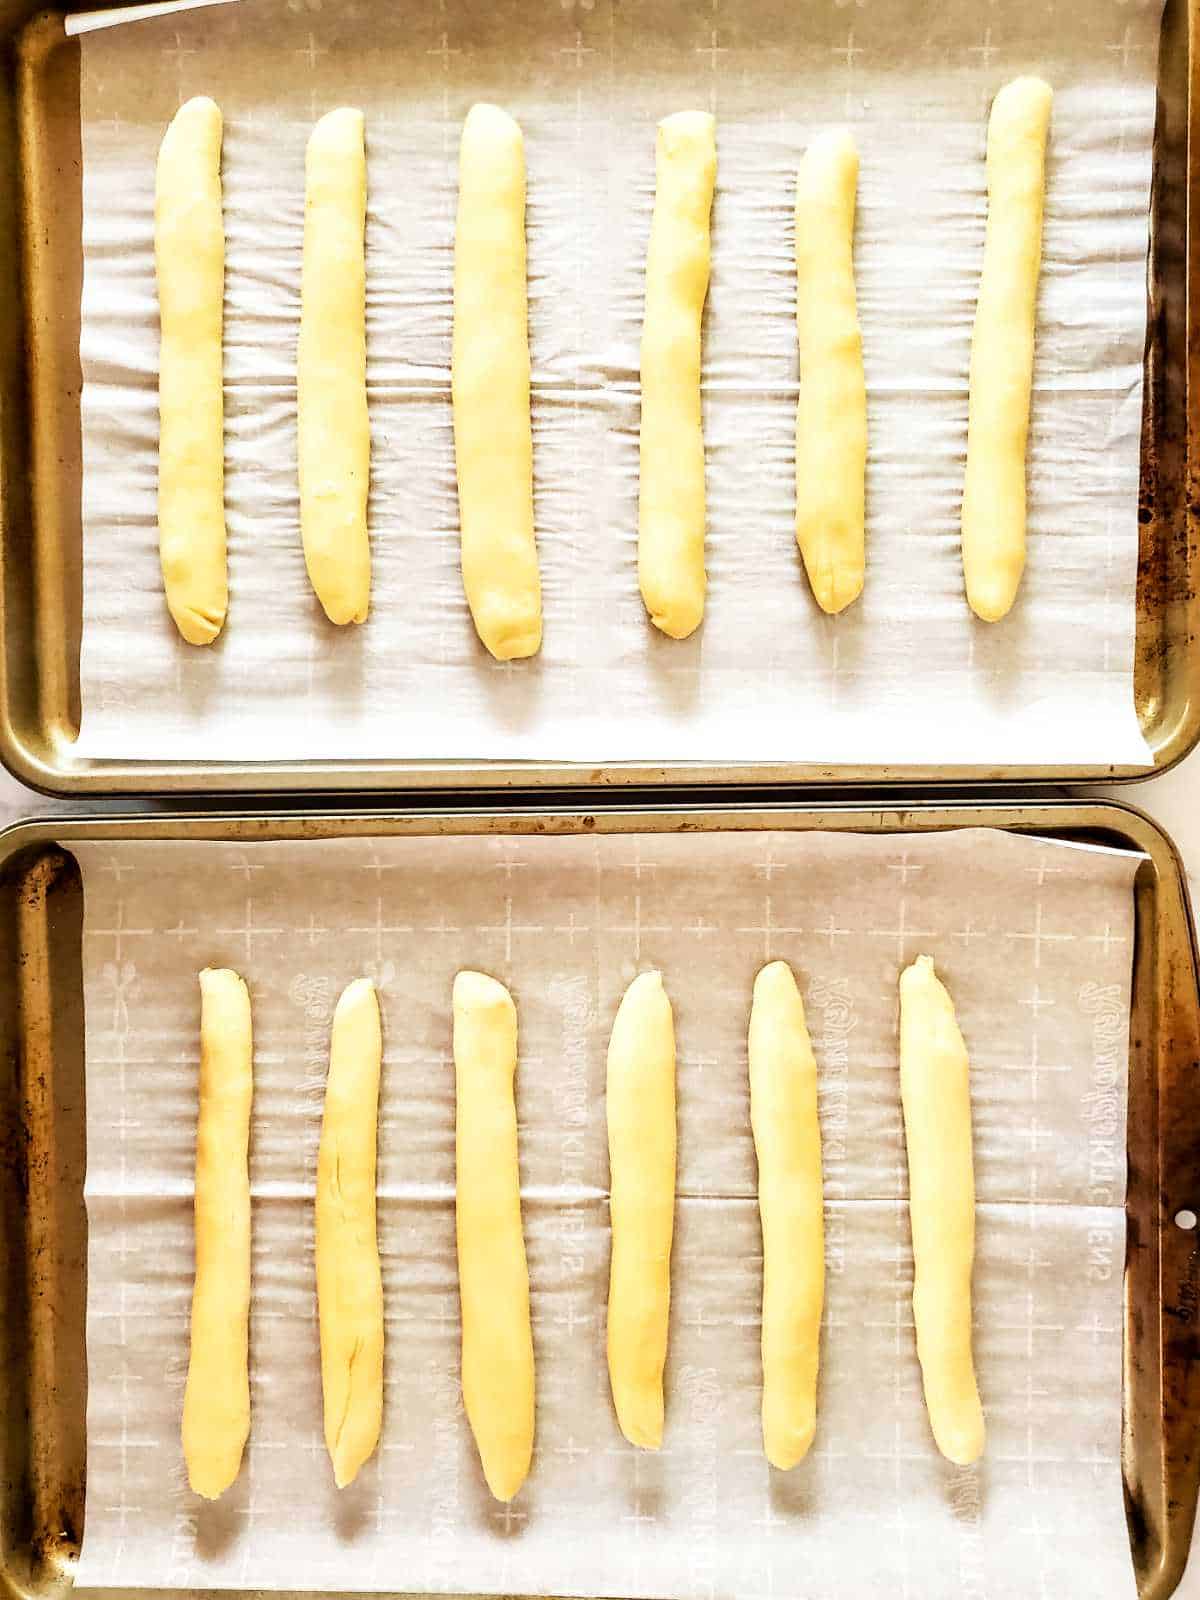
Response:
[74, 0, 1157, 767]
[74, 826, 1144, 1596]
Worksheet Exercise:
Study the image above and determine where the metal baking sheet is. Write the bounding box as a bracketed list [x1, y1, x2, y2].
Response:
[0, 800, 1198, 1600]
[0, 0, 1195, 795]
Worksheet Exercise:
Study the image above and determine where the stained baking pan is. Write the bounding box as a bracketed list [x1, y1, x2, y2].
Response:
[0, 798, 1197, 1598]
[0, 0, 1195, 796]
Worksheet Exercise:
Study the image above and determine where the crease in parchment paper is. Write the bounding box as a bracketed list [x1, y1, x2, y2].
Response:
[75, 827, 1144, 1597]
[75, 0, 1157, 768]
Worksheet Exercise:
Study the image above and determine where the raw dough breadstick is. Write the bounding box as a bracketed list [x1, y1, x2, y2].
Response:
[606, 971, 677, 1448]
[749, 961, 824, 1469]
[899, 955, 985, 1466]
[181, 968, 252, 1498]
[452, 105, 542, 661]
[961, 77, 1053, 622]
[638, 112, 717, 640]
[298, 107, 371, 625]
[795, 129, 866, 615]
[155, 97, 227, 646]
[316, 978, 384, 1488]
[453, 971, 535, 1500]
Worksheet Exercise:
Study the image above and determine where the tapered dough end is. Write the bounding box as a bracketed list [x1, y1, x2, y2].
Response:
[642, 580, 704, 640]
[320, 594, 370, 627]
[900, 952, 971, 1069]
[658, 108, 716, 155]
[198, 966, 250, 1014]
[615, 1392, 665, 1453]
[160, 95, 222, 160]
[333, 975, 378, 1024]
[331, 1403, 384, 1489]
[900, 952, 939, 993]
[800, 125, 858, 180]
[900, 954, 966, 1033]
[308, 104, 365, 157]
[479, 608, 542, 661]
[462, 101, 523, 158]
[764, 1410, 816, 1472]
[186, 1449, 245, 1501]
[753, 958, 799, 1006]
[608, 970, 674, 1061]
[991, 76, 1053, 132]
[612, 969, 670, 1028]
[750, 958, 812, 1058]
[453, 969, 516, 1016]
[933, 1404, 986, 1468]
[966, 567, 1021, 623]
[329, 976, 382, 1079]
[481, 1439, 533, 1503]
[964, 515, 1024, 621]
[327, 1381, 384, 1492]
[170, 603, 226, 646]
[807, 559, 864, 616]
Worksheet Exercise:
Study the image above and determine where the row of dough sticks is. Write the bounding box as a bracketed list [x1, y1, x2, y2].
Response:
[181, 955, 984, 1505]
[156, 77, 1052, 656]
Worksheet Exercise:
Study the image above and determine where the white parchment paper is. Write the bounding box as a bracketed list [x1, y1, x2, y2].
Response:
[74, 826, 1144, 1596]
[74, 0, 1157, 768]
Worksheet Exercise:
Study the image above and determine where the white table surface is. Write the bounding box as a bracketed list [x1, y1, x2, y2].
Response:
[1, 756, 1196, 888]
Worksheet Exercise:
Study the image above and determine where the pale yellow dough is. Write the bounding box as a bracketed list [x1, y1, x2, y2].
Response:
[638, 112, 716, 639]
[316, 978, 384, 1488]
[899, 955, 985, 1466]
[453, 971, 535, 1500]
[155, 97, 227, 646]
[606, 971, 677, 1449]
[181, 968, 252, 1498]
[298, 108, 371, 625]
[452, 105, 542, 661]
[961, 77, 1053, 622]
[795, 129, 866, 615]
[749, 961, 824, 1469]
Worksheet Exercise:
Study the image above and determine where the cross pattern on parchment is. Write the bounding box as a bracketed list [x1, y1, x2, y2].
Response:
[75, 823, 1138, 1592]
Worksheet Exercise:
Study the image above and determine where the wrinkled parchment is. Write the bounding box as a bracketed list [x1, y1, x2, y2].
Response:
[73, 0, 1157, 768]
[73, 825, 1144, 1595]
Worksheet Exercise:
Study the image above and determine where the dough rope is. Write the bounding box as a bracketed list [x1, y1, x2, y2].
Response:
[961, 77, 1053, 622]
[181, 968, 252, 1498]
[606, 970, 677, 1448]
[453, 970, 535, 1499]
[299, 107, 371, 626]
[638, 111, 716, 640]
[316, 978, 384, 1488]
[452, 105, 542, 661]
[899, 954, 985, 1465]
[749, 960, 824, 1468]
[155, 96, 227, 646]
[794, 129, 866, 615]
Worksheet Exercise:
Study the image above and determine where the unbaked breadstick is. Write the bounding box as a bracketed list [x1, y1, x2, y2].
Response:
[899, 955, 985, 1466]
[316, 979, 383, 1488]
[155, 97, 227, 646]
[638, 112, 716, 640]
[749, 961, 824, 1469]
[606, 971, 677, 1448]
[182, 968, 252, 1498]
[795, 129, 866, 615]
[961, 77, 1053, 622]
[452, 105, 542, 661]
[298, 107, 371, 625]
[453, 971, 535, 1500]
